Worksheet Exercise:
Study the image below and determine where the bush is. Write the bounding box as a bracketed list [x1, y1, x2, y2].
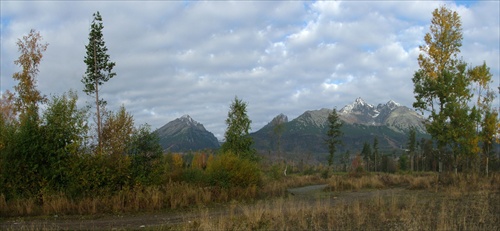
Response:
[206, 152, 261, 189]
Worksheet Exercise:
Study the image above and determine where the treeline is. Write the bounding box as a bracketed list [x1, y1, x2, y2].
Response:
[0, 12, 261, 205]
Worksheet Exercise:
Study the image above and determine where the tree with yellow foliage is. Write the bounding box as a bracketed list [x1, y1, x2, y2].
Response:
[413, 6, 494, 174]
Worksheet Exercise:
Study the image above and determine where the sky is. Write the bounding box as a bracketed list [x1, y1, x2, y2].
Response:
[1, 1, 499, 140]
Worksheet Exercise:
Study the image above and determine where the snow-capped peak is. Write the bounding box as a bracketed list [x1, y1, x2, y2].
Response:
[355, 97, 366, 106]
[386, 100, 400, 109]
[340, 97, 374, 114]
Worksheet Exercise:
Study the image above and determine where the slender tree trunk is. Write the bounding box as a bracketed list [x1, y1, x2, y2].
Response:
[94, 40, 101, 154]
[486, 156, 489, 177]
[410, 154, 414, 172]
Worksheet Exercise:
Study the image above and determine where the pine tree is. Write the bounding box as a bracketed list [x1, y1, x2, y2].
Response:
[82, 11, 116, 154]
[325, 108, 343, 168]
[373, 137, 379, 172]
[361, 142, 372, 171]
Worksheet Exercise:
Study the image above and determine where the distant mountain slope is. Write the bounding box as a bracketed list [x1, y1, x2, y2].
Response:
[251, 98, 427, 159]
[155, 115, 220, 152]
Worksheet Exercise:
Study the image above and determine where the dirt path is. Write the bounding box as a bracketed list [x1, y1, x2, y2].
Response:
[0, 185, 406, 230]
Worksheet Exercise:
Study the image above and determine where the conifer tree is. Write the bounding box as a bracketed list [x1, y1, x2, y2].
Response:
[82, 11, 116, 154]
[325, 108, 343, 168]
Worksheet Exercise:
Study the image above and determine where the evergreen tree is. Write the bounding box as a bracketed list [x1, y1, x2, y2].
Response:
[372, 137, 379, 172]
[407, 127, 417, 171]
[361, 142, 372, 171]
[325, 108, 343, 168]
[82, 11, 116, 154]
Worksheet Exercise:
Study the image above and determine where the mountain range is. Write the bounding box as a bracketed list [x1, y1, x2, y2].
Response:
[154, 98, 427, 157]
[251, 98, 426, 161]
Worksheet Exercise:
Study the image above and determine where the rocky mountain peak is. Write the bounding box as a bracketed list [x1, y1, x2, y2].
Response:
[295, 108, 331, 128]
[179, 114, 202, 127]
[270, 113, 288, 125]
[155, 115, 219, 152]
[339, 97, 375, 115]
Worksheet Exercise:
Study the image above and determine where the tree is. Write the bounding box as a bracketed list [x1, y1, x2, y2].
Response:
[221, 96, 256, 161]
[407, 127, 417, 171]
[128, 124, 164, 185]
[41, 91, 89, 191]
[82, 11, 116, 154]
[399, 154, 409, 171]
[480, 109, 498, 176]
[12, 29, 48, 118]
[361, 142, 372, 171]
[372, 136, 379, 172]
[469, 62, 496, 175]
[0, 91, 17, 125]
[1, 30, 48, 199]
[101, 105, 134, 156]
[340, 150, 350, 172]
[325, 108, 343, 168]
[412, 6, 487, 174]
[272, 114, 286, 160]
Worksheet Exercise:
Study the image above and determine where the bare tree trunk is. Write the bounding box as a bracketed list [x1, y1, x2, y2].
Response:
[94, 41, 101, 154]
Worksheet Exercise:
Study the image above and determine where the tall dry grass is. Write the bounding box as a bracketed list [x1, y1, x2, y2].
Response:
[0, 181, 258, 217]
[179, 173, 500, 230]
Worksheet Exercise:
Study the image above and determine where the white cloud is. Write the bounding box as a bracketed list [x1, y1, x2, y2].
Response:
[1, 1, 498, 140]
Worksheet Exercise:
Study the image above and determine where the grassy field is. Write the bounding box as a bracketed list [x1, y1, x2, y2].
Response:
[1, 172, 499, 230]
[170, 173, 499, 230]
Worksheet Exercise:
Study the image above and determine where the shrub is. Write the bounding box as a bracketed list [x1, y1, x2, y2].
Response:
[206, 152, 261, 189]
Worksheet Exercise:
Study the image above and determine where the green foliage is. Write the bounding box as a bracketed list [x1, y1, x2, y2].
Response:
[1, 106, 44, 199]
[372, 137, 379, 171]
[380, 155, 397, 173]
[82, 11, 116, 153]
[206, 152, 261, 189]
[399, 154, 409, 171]
[66, 154, 131, 198]
[82, 11, 116, 97]
[325, 108, 343, 167]
[413, 6, 494, 172]
[221, 96, 256, 161]
[361, 142, 372, 170]
[340, 150, 350, 172]
[41, 91, 89, 191]
[128, 124, 164, 186]
[407, 127, 416, 171]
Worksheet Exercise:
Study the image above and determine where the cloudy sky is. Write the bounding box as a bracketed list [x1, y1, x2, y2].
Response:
[1, 1, 499, 140]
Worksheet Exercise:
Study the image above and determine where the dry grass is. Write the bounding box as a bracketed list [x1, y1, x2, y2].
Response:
[0, 182, 258, 217]
[179, 174, 500, 230]
[1, 173, 499, 231]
